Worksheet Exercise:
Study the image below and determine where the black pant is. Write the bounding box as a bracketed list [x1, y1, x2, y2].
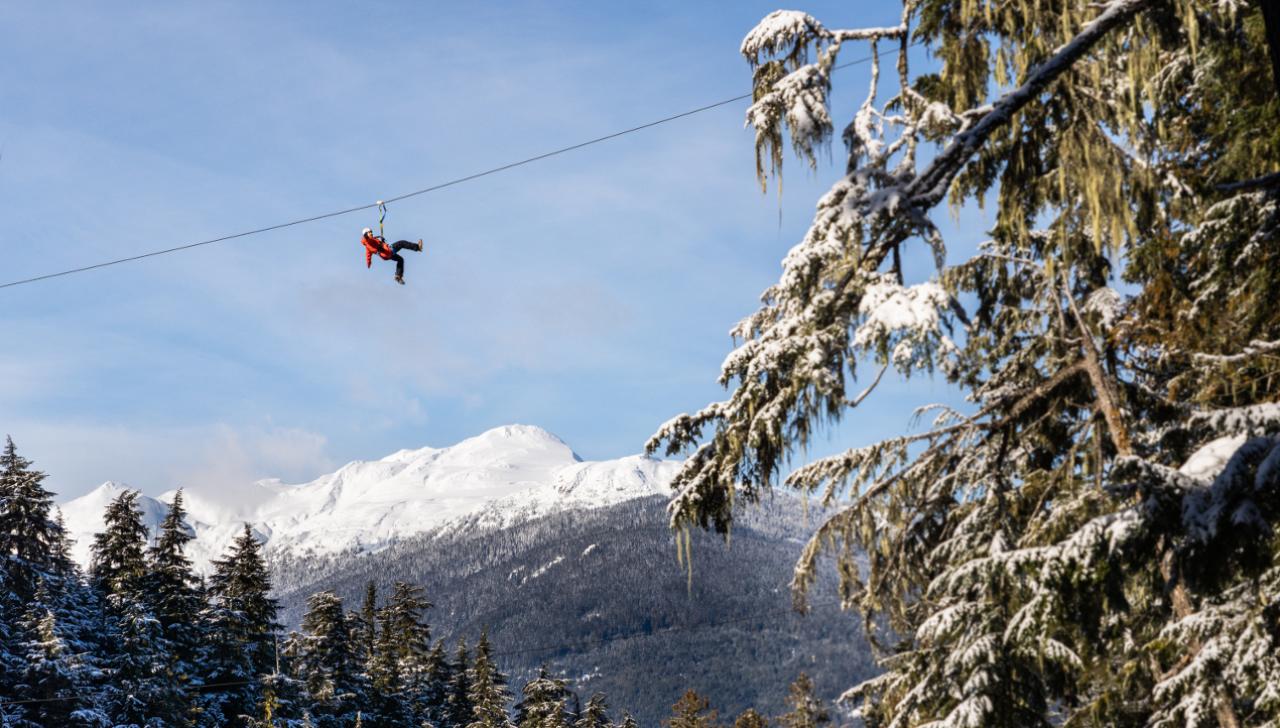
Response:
[388, 240, 418, 277]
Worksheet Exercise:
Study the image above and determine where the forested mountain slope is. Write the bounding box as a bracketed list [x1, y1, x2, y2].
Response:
[272, 495, 877, 726]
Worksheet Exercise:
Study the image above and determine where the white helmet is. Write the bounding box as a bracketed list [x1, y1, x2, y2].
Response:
[362, 227, 373, 236]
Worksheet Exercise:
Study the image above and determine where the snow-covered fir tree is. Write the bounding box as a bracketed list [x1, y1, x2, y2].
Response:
[468, 630, 513, 728]
[367, 607, 400, 699]
[423, 638, 455, 727]
[354, 581, 379, 668]
[648, 1, 1280, 725]
[382, 580, 434, 724]
[90, 488, 187, 725]
[516, 665, 571, 728]
[146, 489, 203, 704]
[298, 590, 366, 727]
[351, 582, 415, 728]
[1, 436, 64, 599]
[447, 639, 475, 728]
[13, 577, 110, 726]
[0, 442, 108, 726]
[89, 490, 150, 597]
[102, 588, 188, 726]
[573, 692, 610, 728]
[201, 524, 283, 726]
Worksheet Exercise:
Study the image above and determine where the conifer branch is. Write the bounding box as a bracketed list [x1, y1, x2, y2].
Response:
[1061, 271, 1133, 456]
[903, 0, 1156, 209]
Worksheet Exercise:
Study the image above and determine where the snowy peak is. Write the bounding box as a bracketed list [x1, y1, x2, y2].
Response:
[59, 425, 678, 572]
[428, 424, 581, 471]
[554, 455, 670, 500]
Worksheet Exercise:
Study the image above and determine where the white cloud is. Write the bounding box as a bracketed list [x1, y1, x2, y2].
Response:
[5, 419, 335, 501]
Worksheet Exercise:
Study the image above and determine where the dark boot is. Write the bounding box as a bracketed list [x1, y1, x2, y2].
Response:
[394, 275, 405, 285]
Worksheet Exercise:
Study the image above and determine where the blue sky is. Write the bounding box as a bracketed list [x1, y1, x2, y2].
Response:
[1, 1, 981, 499]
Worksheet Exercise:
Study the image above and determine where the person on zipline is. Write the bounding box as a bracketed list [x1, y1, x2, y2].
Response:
[361, 227, 424, 285]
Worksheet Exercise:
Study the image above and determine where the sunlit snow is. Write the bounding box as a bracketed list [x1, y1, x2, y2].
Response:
[60, 424, 681, 572]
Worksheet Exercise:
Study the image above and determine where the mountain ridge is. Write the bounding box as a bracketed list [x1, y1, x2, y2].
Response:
[58, 424, 681, 571]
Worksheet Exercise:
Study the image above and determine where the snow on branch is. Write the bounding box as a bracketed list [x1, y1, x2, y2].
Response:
[1191, 338, 1280, 365]
[739, 10, 905, 65]
[649, 0, 1157, 553]
[854, 275, 955, 372]
[1188, 402, 1280, 438]
[740, 10, 825, 63]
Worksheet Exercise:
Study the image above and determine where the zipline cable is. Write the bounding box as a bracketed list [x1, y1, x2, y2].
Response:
[0, 599, 847, 707]
[0, 41, 924, 292]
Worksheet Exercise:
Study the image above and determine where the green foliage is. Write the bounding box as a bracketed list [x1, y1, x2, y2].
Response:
[298, 591, 365, 726]
[469, 630, 514, 728]
[90, 489, 150, 598]
[0, 436, 63, 599]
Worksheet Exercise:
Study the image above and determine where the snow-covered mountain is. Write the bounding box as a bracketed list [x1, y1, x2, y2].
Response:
[59, 425, 681, 572]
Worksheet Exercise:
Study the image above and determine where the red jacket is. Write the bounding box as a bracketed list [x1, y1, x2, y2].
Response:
[361, 232, 393, 267]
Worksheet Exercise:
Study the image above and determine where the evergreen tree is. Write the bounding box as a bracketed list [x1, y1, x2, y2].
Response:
[515, 665, 570, 728]
[0, 445, 108, 726]
[209, 525, 280, 675]
[617, 713, 639, 728]
[0, 436, 62, 599]
[446, 639, 474, 728]
[467, 630, 512, 728]
[48, 510, 75, 576]
[383, 581, 434, 723]
[89, 488, 185, 725]
[367, 603, 400, 696]
[0, 438, 55, 724]
[364, 604, 408, 727]
[573, 692, 609, 728]
[100, 592, 187, 726]
[647, 1, 1280, 725]
[89, 489, 149, 597]
[146, 490, 203, 693]
[298, 591, 365, 727]
[355, 581, 378, 667]
[14, 578, 111, 726]
[662, 690, 719, 728]
[0, 566, 33, 727]
[245, 670, 308, 728]
[732, 709, 769, 728]
[201, 525, 282, 726]
[254, 630, 308, 727]
[777, 675, 827, 728]
[422, 638, 454, 727]
[360, 586, 414, 728]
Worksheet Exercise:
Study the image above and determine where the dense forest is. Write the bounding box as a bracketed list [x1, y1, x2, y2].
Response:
[271, 495, 877, 725]
[1, 439, 864, 727]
